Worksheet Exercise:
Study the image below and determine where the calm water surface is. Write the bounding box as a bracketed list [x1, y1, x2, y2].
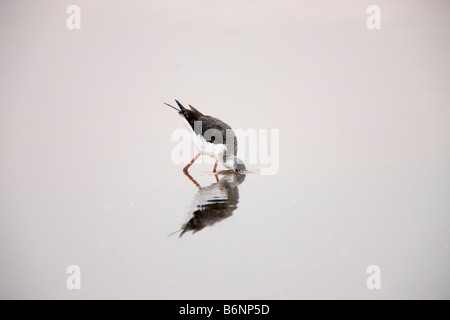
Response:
[1, 0, 449, 299]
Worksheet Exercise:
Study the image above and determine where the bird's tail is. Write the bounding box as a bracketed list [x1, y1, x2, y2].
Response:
[164, 99, 190, 120]
[175, 99, 190, 119]
[164, 102, 180, 112]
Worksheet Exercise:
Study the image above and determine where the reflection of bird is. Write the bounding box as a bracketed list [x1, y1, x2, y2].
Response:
[176, 173, 246, 237]
[164, 100, 246, 173]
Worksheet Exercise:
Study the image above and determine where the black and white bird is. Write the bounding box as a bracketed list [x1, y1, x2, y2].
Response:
[165, 100, 246, 173]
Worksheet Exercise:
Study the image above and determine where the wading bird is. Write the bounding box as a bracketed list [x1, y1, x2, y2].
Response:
[165, 100, 246, 173]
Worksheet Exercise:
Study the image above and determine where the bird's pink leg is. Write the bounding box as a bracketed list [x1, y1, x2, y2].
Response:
[183, 170, 202, 189]
[213, 161, 218, 173]
[183, 153, 201, 173]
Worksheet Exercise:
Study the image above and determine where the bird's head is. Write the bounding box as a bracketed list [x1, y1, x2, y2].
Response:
[224, 156, 245, 172]
[233, 157, 246, 173]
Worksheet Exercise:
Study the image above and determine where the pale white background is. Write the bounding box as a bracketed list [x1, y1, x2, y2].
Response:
[1, 0, 449, 299]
